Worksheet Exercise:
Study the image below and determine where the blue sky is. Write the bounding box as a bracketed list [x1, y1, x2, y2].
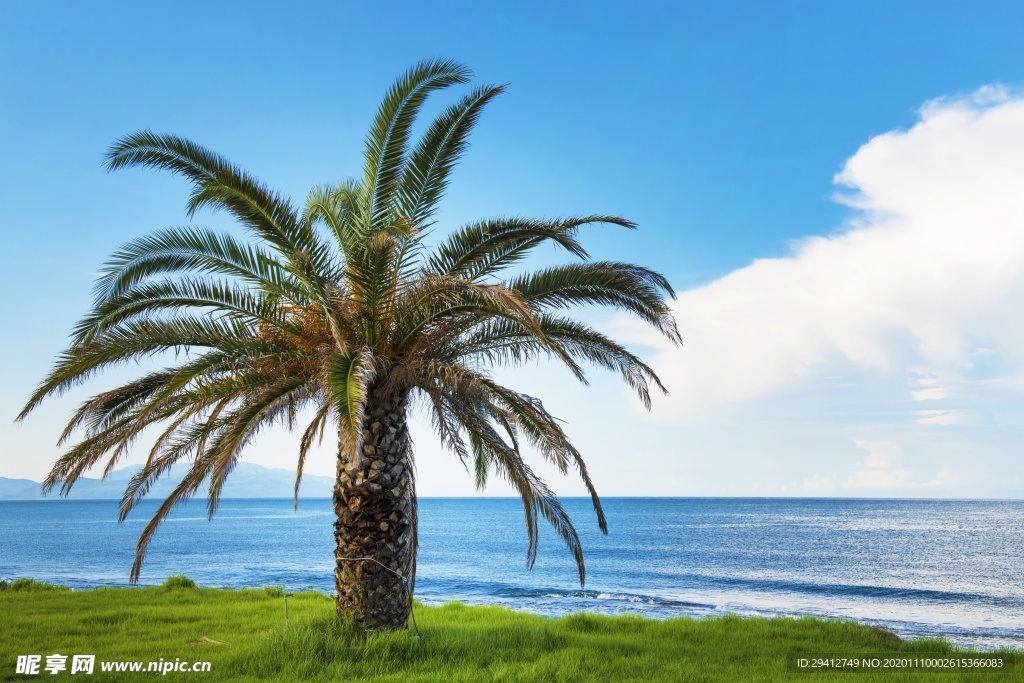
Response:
[4, 1, 1024, 497]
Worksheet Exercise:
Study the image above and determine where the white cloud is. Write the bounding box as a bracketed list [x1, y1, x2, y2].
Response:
[636, 87, 1024, 421]
[854, 439, 902, 468]
[845, 440, 910, 489]
[911, 387, 949, 401]
[914, 409, 969, 425]
[843, 440, 950, 491]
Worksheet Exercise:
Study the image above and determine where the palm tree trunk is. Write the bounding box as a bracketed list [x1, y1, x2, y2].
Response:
[333, 388, 416, 629]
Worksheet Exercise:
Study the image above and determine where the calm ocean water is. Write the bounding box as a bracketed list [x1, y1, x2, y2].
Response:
[1, 498, 1021, 650]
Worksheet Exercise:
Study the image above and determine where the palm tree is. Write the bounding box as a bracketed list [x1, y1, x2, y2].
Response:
[18, 59, 680, 630]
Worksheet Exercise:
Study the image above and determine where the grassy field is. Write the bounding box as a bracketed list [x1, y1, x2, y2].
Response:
[1, 578, 1021, 682]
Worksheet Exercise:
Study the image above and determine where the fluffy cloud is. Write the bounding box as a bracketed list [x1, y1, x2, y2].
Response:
[638, 86, 1024, 421]
[844, 440, 949, 491]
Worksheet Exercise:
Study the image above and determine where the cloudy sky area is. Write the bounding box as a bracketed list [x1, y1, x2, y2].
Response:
[630, 88, 1024, 497]
[3, 2, 1024, 498]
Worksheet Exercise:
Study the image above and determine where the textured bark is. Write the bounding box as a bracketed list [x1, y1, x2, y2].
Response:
[333, 387, 416, 630]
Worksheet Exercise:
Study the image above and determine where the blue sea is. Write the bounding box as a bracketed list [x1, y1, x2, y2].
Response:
[1, 498, 1022, 650]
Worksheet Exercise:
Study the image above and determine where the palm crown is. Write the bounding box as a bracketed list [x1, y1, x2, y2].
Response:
[20, 59, 679, 604]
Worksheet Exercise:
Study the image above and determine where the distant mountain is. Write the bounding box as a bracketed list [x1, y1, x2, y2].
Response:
[0, 463, 334, 500]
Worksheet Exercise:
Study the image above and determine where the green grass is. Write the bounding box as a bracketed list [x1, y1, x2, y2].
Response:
[1, 579, 1021, 681]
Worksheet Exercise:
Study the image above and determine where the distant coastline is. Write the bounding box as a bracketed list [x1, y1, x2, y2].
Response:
[0, 463, 335, 500]
[3, 468, 1021, 503]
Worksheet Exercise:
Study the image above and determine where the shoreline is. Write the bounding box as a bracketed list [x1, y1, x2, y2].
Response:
[3, 577, 1021, 653]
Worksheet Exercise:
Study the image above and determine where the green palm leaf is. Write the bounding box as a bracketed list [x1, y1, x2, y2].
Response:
[328, 347, 375, 463]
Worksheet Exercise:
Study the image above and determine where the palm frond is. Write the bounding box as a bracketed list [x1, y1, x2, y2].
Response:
[304, 179, 364, 263]
[444, 395, 587, 584]
[455, 314, 667, 408]
[393, 275, 542, 355]
[361, 59, 471, 234]
[93, 226, 307, 304]
[74, 277, 289, 346]
[328, 347, 376, 465]
[19, 317, 265, 420]
[507, 262, 680, 342]
[119, 399, 229, 521]
[105, 132, 335, 300]
[128, 444, 226, 583]
[426, 215, 634, 280]
[398, 83, 506, 228]
[204, 379, 313, 517]
[294, 404, 330, 509]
